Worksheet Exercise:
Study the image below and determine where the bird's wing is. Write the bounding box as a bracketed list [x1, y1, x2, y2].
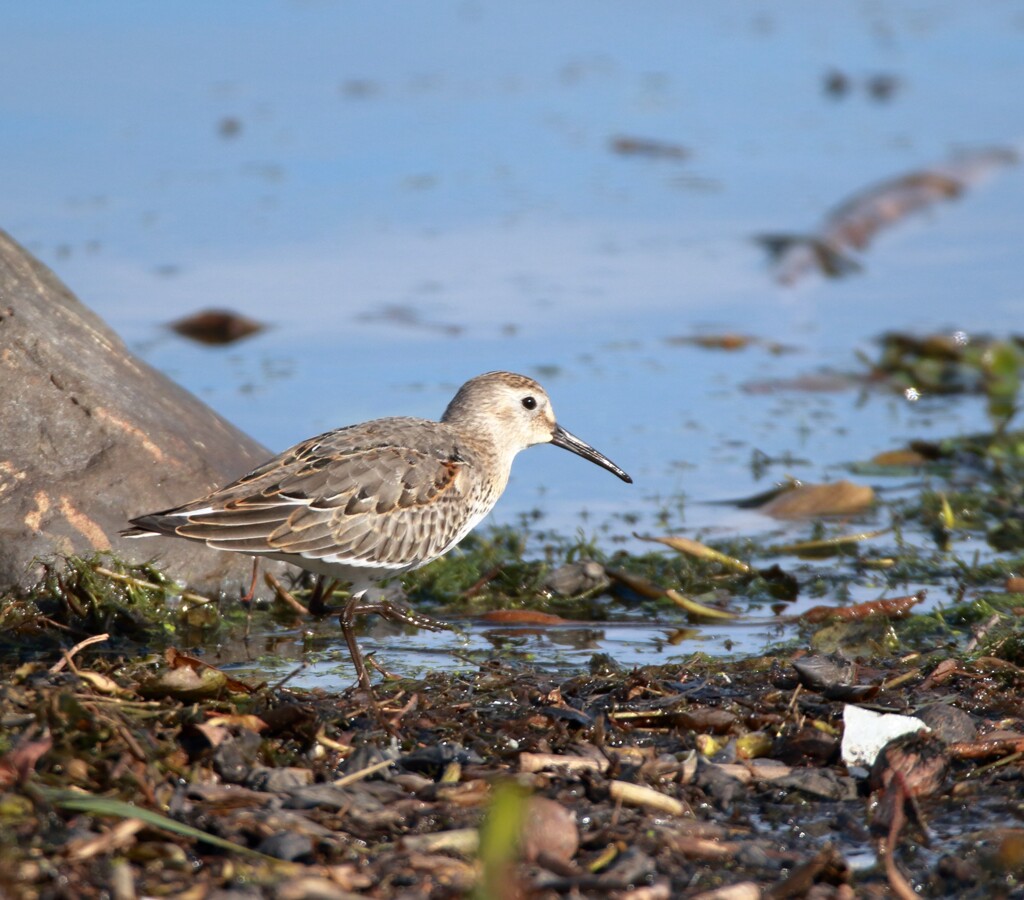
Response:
[127, 419, 485, 569]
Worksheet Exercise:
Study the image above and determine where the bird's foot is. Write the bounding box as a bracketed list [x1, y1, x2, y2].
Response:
[357, 597, 451, 633]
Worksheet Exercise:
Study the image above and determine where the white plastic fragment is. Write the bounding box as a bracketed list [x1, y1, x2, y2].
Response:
[840, 704, 930, 768]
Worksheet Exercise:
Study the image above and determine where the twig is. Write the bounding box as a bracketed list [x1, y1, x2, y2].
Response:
[268, 662, 309, 692]
[331, 757, 395, 788]
[459, 565, 503, 599]
[264, 571, 309, 615]
[49, 633, 110, 674]
[965, 613, 1000, 652]
[93, 566, 211, 607]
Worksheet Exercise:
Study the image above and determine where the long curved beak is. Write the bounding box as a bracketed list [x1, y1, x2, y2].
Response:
[550, 424, 633, 483]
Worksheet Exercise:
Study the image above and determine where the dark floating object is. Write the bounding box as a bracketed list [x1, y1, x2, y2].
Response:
[759, 147, 1018, 285]
[168, 309, 265, 346]
[609, 134, 691, 161]
[822, 68, 901, 102]
[823, 68, 850, 98]
[356, 303, 462, 336]
[866, 72, 901, 102]
[217, 116, 242, 139]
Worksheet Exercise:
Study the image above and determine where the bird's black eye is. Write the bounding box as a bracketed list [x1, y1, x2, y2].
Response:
[521, 396, 537, 410]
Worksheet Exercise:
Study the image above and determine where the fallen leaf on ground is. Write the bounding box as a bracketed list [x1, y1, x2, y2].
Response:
[166, 649, 254, 694]
[871, 449, 930, 467]
[770, 528, 887, 557]
[800, 593, 925, 624]
[758, 480, 875, 519]
[665, 589, 738, 621]
[0, 734, 52, 789]
[637, 534, 753, 574]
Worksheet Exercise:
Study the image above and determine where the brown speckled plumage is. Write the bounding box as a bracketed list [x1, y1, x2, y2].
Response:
[130, 418, 493, 574]
[125, 371, 631, 689]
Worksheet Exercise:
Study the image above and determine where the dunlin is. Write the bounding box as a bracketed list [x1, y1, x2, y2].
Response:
[124, 371, 631, 689]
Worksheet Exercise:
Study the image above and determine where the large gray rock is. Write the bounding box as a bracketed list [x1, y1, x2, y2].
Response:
[0, 228, 293, 594]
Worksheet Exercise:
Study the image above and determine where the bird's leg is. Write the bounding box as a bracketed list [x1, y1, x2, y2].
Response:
[339, 584, 448, 698]
[349, 580, 449, 632]
[339, 591, 405, 739]
[340, 590, 375, 695]
[241, 558, 261, 641]
[240, 558, 261, 604]
[307, 576, 338, 617]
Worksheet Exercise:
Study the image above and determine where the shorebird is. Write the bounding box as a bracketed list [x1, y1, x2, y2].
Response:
[124, 371, 632, 690]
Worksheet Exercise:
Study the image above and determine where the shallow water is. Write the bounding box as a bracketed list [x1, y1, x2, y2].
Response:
[5, 2, 1024, 681]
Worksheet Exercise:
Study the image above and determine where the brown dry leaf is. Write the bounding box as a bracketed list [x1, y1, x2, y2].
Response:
[193, 723, 233, 749]
[166, 649, 254, 694]
[606, 569, 668, 600]
[478, 610, 570, 626]
[205, 714, 269, 732]
[872, 449, 929, 467]
[758, 480, 874, 519]
[800, 593, 924, 624]
[996, 831, 1024, 873]
[767, 846, 851, 900]
[608, 568, 738, 621]
[139, 664, 229, 701]
[949, 736, 1024, 760]
[0, 734, 52, 789]
[76, 670, 127, 696]
[919, 658, 961, 689]
[674, 708, 739, 734]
